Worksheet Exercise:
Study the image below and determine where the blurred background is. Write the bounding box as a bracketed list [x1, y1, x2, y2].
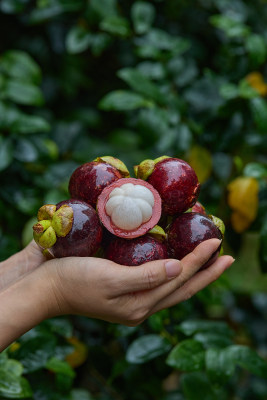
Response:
[0, 1, 267, 399]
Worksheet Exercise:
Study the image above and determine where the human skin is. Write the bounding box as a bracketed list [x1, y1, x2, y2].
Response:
[0, 239, 234, 352]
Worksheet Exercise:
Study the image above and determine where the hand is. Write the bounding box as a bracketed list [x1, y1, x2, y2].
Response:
[48, 238, 234, 326]
[0, 240, 45, 291]
[0, 238, 234, 351]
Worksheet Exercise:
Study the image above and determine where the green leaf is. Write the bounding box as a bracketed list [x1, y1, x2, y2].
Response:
[219, 83, 239, 100]
[90, 0, 117, 19]
[131, 1, 155, 34]
[14, 138, 38, 162]
[193, 332, 233, 349]
[11, 114, 50, 134]
[118, 68, 165, 104]
[166, 340, 205, 372]
[126, 334, 171, 364]
[206, 345, 267, 381]
[177, 319, 234, 337]
[239, 79, 259, 99]
[137, 61, 166, 80]
[0, 136, 13, 171]
[28, 0, 84, 24]
[181, 372, 217, 400]
[71, 389, 95, 400]
[0, 368, 32, 399]
[3, 80, 44, 106]
[0, 0, 30, 14]
[250, 97, 267, 132]
[99, 90, 153, 111]
[100, 16, 130, 37]
[66, 26, 92, 54]
[245, 34, 267, 66]
[0, 50, 41, 83]
[135, 29, 190, 59]
[44, 317, 73, 338]
[210, 14, 250, 38]
[244, 162, 267, 179]
[13, 334, 57, 373]
[46, 357, 76, 377]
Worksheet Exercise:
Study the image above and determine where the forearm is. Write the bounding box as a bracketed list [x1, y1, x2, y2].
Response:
[0, 264, 56, 352]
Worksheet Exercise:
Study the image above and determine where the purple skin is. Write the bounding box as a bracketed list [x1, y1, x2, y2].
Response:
[148, 158, 200, 215]
[105, 235, 168, 266]
[167, 212, 222, 268]
[51, 199, 103, 258]
[69, 162, 123, 208]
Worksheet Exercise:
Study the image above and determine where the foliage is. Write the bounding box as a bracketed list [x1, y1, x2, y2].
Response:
[0, 0, 267, 398]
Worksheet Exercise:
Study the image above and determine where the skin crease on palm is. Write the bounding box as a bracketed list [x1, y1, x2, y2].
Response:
[0, 239, 234, 351]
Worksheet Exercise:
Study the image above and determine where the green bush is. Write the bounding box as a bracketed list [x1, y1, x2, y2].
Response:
[0, 0, 267, 399]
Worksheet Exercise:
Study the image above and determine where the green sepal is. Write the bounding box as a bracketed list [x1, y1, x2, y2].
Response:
[94, 156, 130, 177]
[51, 205, 73, 237]
[33, 225, 57, 249]
[209, 215, 225, 237]
[153, 155, 171, 164]
[37, 204, 56, 221]
[134, 159, 155, 180]
[148, 225, 167, 241]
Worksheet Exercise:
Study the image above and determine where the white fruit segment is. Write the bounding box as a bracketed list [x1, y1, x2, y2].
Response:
[105, 183, 154, 230]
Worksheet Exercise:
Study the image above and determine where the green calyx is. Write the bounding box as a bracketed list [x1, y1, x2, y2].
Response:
[209, 215, 225, 237]
[134, 155, 171, 180]
[148, 225, 167, 242]
[94, 156, 130, 177]
[33, 204, 73, 249]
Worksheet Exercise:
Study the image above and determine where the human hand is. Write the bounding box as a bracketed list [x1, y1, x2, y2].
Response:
[47, 238, 234, 326]
[0, 238, 234, 351]
[0, 240, 45, 291]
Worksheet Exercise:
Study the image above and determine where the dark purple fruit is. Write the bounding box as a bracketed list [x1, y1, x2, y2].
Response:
[69, 156, 129, 208]
[167, 212, 222, 264]
[135, 156, 200, 215]
[105, 235, 168, 266]
[33, 199, 102, 258]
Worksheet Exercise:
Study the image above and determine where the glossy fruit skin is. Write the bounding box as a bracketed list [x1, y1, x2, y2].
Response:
[97, 178, 162, 239]
[191, 201, 206, 215]
[167, 212, 222, 263]
[105, 235, 168, 266]
[147, 158, 200, 215]
[69, 162, 123, 208]
[51, 199, 102, 258]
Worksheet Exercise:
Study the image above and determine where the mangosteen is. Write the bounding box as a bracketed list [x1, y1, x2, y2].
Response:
[134, 156, 200, 215]
[97, 178, 162, 239]
[191, 201, 206, 215]
[167, 212, 223, 266]
[105, 235, 168, 266]
[33, 199, 103, 258]
[69, 156, 130, 208]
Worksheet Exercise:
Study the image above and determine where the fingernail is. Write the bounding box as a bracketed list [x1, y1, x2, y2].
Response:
[225, 257, 235, 270]
[165, 260, 182, 279]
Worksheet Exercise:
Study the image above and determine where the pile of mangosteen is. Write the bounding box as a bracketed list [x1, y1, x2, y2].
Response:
[33, 156, 224, 267]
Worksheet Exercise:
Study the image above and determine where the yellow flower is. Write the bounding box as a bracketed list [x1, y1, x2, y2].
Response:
[227, 176, 259, 233]
[245, 72, 267, 96]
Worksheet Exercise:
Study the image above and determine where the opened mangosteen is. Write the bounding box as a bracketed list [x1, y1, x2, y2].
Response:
[167, 212, 223, 267]
[69, 156, 130, 208]
[105, 234, 168, 266]
[97, 178, 162, 239]
[33, 199, 103, 258]
[134, 156, 200, 215]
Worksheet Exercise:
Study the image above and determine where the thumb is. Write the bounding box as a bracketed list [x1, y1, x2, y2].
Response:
[114, 258, 182, 294]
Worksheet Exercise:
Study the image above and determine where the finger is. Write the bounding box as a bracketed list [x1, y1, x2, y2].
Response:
[109, 258, 183, 295]
[150, 255, 234, 314]
[110, 238, 220, 296]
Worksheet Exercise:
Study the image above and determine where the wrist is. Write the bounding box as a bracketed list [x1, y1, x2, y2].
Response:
[0, 262, 58, 351]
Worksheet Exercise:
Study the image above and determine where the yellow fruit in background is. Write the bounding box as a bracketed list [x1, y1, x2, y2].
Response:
[227, 176, 259, 233]
[65, 337, 88, 368]
[187, 146, 212, 183]
[9, 342, 21, 352]
[245, 72, 267, 97]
